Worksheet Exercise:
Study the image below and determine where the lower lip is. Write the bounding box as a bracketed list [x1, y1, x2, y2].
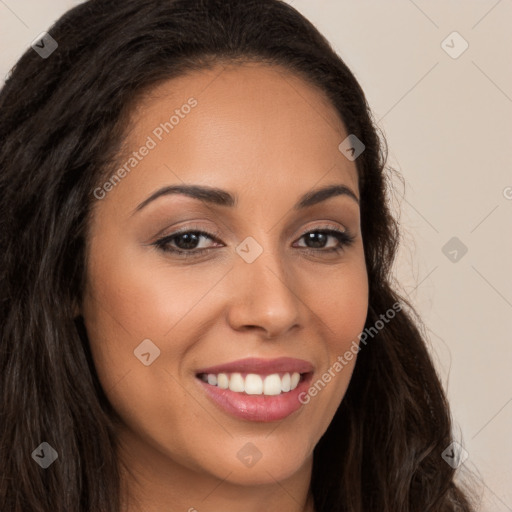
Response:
[197, 374, 313, 422]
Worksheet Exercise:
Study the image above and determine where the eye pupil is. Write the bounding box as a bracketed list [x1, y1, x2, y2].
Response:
[175, 233, 200, 250]
[305, 232, 327, 248]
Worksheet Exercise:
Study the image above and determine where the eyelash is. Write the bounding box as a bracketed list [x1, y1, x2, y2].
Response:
[152, 225, 355, 259]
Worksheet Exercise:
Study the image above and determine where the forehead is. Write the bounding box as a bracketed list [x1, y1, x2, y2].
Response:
[106, 62, 359, 212]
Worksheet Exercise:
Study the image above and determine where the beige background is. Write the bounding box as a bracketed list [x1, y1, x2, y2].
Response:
[1, 0, 511, 509]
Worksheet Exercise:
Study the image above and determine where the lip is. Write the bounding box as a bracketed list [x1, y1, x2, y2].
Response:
[195, 357, 314, 376]
[195, 357, 314, 422]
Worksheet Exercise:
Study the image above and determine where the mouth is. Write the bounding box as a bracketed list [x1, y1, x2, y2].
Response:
[197, 371, 305, 395]
[195, 357, 314, 422]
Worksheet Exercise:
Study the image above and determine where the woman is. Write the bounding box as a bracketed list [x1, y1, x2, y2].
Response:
[0, 0, 476, 510]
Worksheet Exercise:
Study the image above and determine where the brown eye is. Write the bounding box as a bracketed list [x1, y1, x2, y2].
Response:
[172, 232, 207, 250]
[294, 228, 355, 252]
[153, 229, 222, 256]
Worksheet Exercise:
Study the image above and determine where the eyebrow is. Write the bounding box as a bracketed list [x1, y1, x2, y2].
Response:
[133, 182, 359, 214]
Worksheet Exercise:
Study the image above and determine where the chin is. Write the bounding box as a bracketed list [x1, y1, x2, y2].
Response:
[194, 433, 315, 486]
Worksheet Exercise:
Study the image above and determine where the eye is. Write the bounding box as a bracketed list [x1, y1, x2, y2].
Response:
[293, 227, 355, 254]
[152, 225, 355, 258]
[152, 228, 222, 257]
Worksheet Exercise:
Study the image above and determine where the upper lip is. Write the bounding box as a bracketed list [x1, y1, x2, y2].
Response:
[196, 357, 314, 375]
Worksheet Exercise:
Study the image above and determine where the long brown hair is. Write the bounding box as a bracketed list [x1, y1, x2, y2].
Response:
[0, 0, 476, 510]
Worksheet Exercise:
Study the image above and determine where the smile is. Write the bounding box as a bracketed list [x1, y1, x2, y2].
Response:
[195, 357, 314, 422]
[198, 371, 302, 396]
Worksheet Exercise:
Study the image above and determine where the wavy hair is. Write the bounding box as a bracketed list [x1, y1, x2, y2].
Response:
[0, 0, 476, 510]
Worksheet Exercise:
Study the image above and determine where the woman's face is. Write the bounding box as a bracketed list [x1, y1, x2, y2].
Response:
[83, 63, 368, 489]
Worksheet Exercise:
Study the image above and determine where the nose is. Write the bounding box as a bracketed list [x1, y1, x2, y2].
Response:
[226, 246, 302, 339]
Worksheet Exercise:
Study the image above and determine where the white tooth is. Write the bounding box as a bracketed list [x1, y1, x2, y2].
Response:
[281, 372, 291, 392]
[207, 374, 217, 386]
[217, 373, 229, 389]
[229, 373, 245, 392]
[263, 374, 282, 395]
[290, 372, 300, 390]
[244, 374, 263, 395]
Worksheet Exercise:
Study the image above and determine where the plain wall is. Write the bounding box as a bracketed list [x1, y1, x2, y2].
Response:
[1, 1, 511, 509]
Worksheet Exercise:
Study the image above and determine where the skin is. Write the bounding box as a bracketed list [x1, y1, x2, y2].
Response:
[82, 62, 369, 512]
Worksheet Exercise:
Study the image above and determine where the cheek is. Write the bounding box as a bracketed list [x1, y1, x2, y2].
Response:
[299, 256, 368, 429]
[81, 240, 231, 426]
[83, 240, 212, 362]
[309, 252, 369, 348]
[81, 255, 197, 456]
